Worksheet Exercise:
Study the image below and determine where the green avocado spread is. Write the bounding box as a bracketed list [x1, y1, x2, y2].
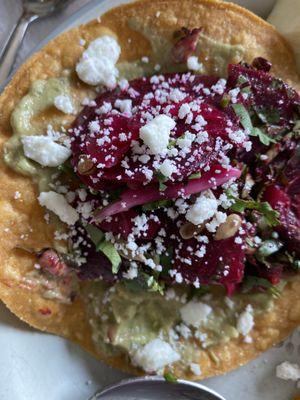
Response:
[4, 77, 72, 191]
[88, 282, 274, 366]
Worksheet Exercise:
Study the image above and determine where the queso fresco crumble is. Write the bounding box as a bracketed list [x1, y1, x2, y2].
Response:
[4, 30, 300, 375]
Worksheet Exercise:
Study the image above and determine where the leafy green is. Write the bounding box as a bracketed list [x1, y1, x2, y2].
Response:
[232, 103, 277, 146]
[237, 75, 249, 85]
[294, 260, 300, 270]
[256, 239, 283, 262]
[188, 172, 202, 180]
[58, 159, 79, 181]
[163, 372, 177, 383]
[168, 139, 177, 149]
[232, 103, 253, 131]
[255, 106, 280, 125]
[147, 275, 165, 294]
[242, 276, 282, 298]
[156, 171, 168, 191]
[220, 94, 230, 108]
[142, 199, 172, 211]
[241, 85, 251, 95]
[98, 241, 121, 274]
[250, 127, 277, 146]
[227, 194, 280, 227]
[160, 246, 173, 270]
[108, 187, 123, 201]
[284, 252, 300, 271]
[84, 224, 104, 247]
[124, 272, 164, 294]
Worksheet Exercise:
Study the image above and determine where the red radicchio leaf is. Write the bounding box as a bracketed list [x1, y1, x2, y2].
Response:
[93, 165, 241, 222]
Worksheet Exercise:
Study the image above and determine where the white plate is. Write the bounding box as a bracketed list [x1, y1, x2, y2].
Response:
[1, 1, 299, 399]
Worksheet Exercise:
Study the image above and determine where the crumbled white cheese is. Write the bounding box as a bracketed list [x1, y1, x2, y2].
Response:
[54, 95, 74, 114]
[190, 363, 202, 376]
[187, 56, 203, 71]
[21, 135, 71, 167]
[139, 115, 176, 155]
[178, 103, 191, 119]
[237, 305, 254, 336]
[169, 88, 186, 103]
[276, 361, 300, 381]
[132, 339, 180, 372]
[123, 262, 138, 280]
[159, 159, 177, 178]
[38, 191, 79, 225]
[177, 131, 195, 149]
[211, 78, 227, 95]
[180, 301, 212, 328]
[76, 35, 120, 87]
[186, 191, 218, 225]
[114, 99, 132, 115]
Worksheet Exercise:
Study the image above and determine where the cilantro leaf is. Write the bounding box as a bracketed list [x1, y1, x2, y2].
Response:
[232, 103, 277, 146]
[228, 195, 280, 227]
[97, 241, 121, 274]
[255, 106, 280, 125]
[232, 103, 252, 131]
[250, 127, 276, 146]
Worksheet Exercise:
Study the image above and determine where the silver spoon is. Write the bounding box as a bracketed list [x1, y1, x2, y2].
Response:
[0, 0, 70, 84]
[89, 376, 226, 400]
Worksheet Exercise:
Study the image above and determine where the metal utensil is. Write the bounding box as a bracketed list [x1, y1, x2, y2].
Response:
[0, 0, 70, 83]
[89, 376, 227, 400]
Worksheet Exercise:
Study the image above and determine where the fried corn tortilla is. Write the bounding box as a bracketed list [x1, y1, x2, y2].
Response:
[0, 0, 299, 379]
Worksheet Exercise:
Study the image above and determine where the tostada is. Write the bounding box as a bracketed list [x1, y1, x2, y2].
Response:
[0, 0, 299, 379]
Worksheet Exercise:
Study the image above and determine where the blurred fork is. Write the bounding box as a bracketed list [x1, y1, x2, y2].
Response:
[0, 0, 71, 84]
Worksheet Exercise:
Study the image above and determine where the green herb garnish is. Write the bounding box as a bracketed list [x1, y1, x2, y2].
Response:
[220, 94, 230, 108]
[242, 276, 282, 298]
[255, 106, 280, 125]
[160, 246, 173, 270]
[228, 194, 280, 227]
[124, 272, 164, 294]
[142, 199, 172, 211]
[188, 172, 202, 180]
[256, 239, 283, 261]
[147, 275, 165, 294]
[163, 372, 177, 383]
[58, 159, 79, 181]
[84, 224, 104, 248]
[156, 171, 168, 191]
[232, 103, 277, 146]
[98, 241, 121, 274]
